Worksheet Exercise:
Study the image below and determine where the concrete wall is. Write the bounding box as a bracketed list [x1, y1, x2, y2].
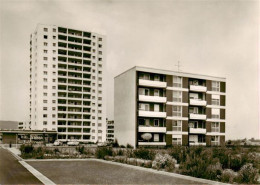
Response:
[114, 68, 136, 147]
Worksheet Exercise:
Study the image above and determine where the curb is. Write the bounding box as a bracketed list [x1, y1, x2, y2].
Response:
[24, 158, 230, 185]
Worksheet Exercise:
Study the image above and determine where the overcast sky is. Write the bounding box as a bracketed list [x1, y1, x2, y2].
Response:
[0, 0, 259, 140]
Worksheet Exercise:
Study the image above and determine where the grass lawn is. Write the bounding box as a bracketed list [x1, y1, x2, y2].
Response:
[27, 160, 202, 184]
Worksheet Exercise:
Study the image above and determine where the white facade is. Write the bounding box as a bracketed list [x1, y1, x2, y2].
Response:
[29, 24, 106, 143]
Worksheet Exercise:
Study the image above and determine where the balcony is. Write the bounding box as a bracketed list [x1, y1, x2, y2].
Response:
[139, 95, 167, 103]
[138, 126, 166, 133]
[189, 142, 206, 146]
[190, 85, 207, 92]
[139, 79, 167, 88]
[189, 99, 207, 106]
[189, 128, 206, 134]
[139, 110, 166, 118]
[138, 142, 166, 146]
[189, 113, 207, 120]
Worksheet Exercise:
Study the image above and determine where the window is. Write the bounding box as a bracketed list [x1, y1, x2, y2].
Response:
[98, 58, 102, 61]
[98, 130, 102, 133]
[154, 75, 160, 81]
[53, 65, 56, 68]
[154, 134, 159, 142]
[154, 89, 160, 96]
[189, 107, 198, 114]
[173, 137, 182, 145]
[98, 84, 102, 87]
[212, 108, 220, 119]
[98, 77, 102, 81]
[211, 136, 219, 146]
[212, 95, 220, 105]
[92, 123, 95, 126]
[53, 28, 56, 32]
[44, 71, 47, 75]
[52, 100, 56, 103]
[43, 64, 47, 68]
[139, 73, 149, 80]
[98, 123, 102, 127]
[43, 93, 47, 96]
[98, 117, 102, 120]
[92, 129, 95, 133]
[43, 121, 47, 125]
[52, 86, 56, 89]
[139, 88, 149, 96]
[44, 28, 48, 32]
[53, 57, 56, 61]
[43, 114, 47, 118]
[98, 97, 102, 100]
[53, 43, 56, 46]
[52, 114, 56, 118]
[52, 121, 56, 125]
[98, 44, 102, 48]
[43, 107, 47, 110]
[53, 36, 56, 39]
[98, 51, 102, 55]
[44, 42, 48, 46]
[189, 93, 199, 100]
[154, 104, 160, 112]
[43, 100, 47, 103]
[173, 76, 182, 87]
[43, 78, 47, 82]
[173, 120, 182, 131]
[52, 93, 56, 96]
[139, 103, 149, 111]
[44, 57, 48, 60]
[154, 119, 159, 126]
[53, 79, 56, 82]
[173, 91, 182, 102]
[43, 85, 48, 89]
[173, 106, 182, 117]
[98, 38, 102, 41]
[212, 81, 220, 92]
[52, 107, 56, 110]
[44, 35, 48, 39]
[98, 71, 102, 74]
[53, 50, 56, 54]
[44, 50, 48, 53]
[211, 122, 220, 132]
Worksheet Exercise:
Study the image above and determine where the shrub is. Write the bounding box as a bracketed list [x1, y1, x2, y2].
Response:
[120, 145, 126, 148]
[152, 153, 177, 172]
[54, 148, 59, 154]
[20, 144, 34, 154]
[76, 146, 85, 154]
[205, 162, 223, 180]
[133, 148, 155, 160]
[220, 169, 237, 183]
[126, 143, 133, 148]
[114, 149, 124, 156]
[112, 139, 119, 147]
[95, 147, 113, 159]
[236, 163, 259, 184]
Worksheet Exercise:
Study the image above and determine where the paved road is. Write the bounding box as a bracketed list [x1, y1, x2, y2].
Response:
[28, 160, 203, 184]
[0, 148, 42, 184]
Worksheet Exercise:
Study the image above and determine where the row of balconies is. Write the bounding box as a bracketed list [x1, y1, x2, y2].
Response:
[138, 79, 207, 92]
[139, 94, 207, 106]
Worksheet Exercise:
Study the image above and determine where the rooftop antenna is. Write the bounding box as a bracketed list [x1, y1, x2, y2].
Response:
[175, 61, 182, 72]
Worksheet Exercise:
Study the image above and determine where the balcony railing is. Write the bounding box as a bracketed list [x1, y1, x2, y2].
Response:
[139, 110, 167, 118]
[138, 126, 166, 133]
[189, 128, 206, 134]
[190, 85, 207, 92]
[189, 142, 206, 146]
[139, 79, 167, 88]
[138, 142, 166, 146]
[189, 99, 207, 106]
[189, 113, 207, 120]
[139, 95, 166, 103]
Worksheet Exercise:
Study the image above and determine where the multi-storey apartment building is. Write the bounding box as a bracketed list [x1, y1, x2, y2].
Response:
[29, 24, 106, 143]
[106, 119, 114, 142]
[114, 66, 226, 148]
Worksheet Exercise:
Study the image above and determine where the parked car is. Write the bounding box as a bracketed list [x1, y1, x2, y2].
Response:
[53, 140, 61, 146]
[67, 140, 79, 146]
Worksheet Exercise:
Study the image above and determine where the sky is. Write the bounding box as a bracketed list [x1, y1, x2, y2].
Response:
[0, 0, 259, 140]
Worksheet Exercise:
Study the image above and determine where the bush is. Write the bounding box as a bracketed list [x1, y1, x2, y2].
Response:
[205, 162, 223, 180]
[126, 143, 133, 148]
[95, 147, 113, 159]
[220, 169, 237, 183]
[236, 163, 259, 184]
[152, 153, 177, 172]
[120, 145, 126, 148]
[20, 144, 34, 154]
[76, 146, 85, 154]
[112, 139, 119, 147]
[133, 148, 155, 160]
[114, 149, 124, 156]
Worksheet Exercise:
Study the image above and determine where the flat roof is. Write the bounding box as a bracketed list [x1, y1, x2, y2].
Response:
[115, 66, 226, 82]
